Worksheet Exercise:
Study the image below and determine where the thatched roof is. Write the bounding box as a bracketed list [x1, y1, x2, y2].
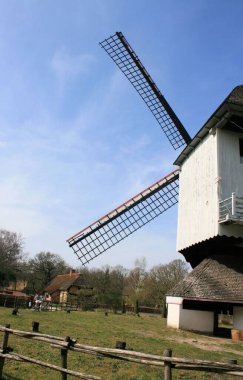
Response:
[44, 273, 86, 294]
[167, 255, 243, 302]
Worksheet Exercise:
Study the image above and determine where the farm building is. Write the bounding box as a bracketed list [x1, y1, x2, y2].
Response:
[43, 272, 92, 303]
[167, 85, 243, 333]
[6, 280, 27, 292]
[166, 255, 243, 333]
[0, 290, 29, 308]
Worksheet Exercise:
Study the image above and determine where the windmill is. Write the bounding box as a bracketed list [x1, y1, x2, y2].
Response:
[67, 31, 192, 265]
[67, 32, 243, 334]
[67, 32, 243, 272]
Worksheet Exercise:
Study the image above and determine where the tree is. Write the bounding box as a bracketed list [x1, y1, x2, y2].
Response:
[124, 257, 148, 305]
[77, 265, 128, 311]
[27, 252, 70, 293]
[144, 259, 189, 309]
[75, 258, 189, 313]
[0, 229, 24, 287]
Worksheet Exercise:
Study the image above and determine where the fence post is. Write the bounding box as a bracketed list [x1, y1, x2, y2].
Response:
[32, 321, 39, 332]
[60, 348, 67, 380]
[60, 337, 69, 380]
[0, 324, 10, 379]
[163, 348, 172, 380]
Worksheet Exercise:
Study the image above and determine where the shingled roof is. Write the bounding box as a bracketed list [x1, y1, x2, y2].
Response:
[44, 273, 86, 294]
[167, 255, 243, 302]
[228, 85, 243, 106]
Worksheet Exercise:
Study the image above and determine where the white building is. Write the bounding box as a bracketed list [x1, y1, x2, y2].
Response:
[167, 255, 243, 334]
[166, 85, 243, 334]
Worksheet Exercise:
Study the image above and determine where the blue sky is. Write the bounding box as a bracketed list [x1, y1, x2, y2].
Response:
[0, 0, 243, 269]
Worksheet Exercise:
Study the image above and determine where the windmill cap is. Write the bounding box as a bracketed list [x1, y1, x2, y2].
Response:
[174, 85, 243, 167]
[227, 84, 243, 105]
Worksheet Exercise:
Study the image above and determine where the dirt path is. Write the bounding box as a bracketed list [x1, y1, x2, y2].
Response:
[131, 327, 243, 357]
[167, 335, 243, 357]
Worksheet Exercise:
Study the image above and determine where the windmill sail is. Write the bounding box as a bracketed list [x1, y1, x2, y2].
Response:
[67, 170, 179, 265]
[100, 32, 191, 150]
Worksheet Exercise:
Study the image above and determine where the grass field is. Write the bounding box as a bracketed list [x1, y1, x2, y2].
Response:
[0, 308, 243, 379]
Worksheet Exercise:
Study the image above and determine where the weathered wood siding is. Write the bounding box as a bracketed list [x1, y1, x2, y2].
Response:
[177, 128, 243, 252]
[218, 129, 243, 238]
[177, 132, 219, 251]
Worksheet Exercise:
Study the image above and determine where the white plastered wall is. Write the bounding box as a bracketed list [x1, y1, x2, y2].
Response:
[166, 296, 214, 333]
[179, 308, 214, 332]
[166, 297, 182, 329]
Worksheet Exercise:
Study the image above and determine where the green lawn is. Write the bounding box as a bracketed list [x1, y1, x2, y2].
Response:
[0, 308, 242, 379]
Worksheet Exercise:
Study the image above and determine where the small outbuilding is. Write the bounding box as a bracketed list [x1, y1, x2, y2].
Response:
[0, 290, 30, 308]
[166, 255, 243, 334]
[43, 272, 90, 303]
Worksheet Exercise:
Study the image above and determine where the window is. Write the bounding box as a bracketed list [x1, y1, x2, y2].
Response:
[240, 139, 243, 164]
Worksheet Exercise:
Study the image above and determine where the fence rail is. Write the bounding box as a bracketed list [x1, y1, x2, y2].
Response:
[0, 324, 243, 379]
[0, 295, 163, 316]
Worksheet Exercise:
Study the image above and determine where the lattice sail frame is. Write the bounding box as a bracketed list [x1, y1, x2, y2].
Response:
[67, 170, 179, 265]
[100, 32, 191, 150]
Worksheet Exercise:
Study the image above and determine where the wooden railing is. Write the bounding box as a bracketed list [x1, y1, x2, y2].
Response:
[219, 193, 243, 224]
[0, 324, 243, 379]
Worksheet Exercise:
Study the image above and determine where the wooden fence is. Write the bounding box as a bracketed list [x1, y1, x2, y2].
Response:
[0, 294, 29, 309]
[0, 298, 162, 316]
[0, 324, 243, 379]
